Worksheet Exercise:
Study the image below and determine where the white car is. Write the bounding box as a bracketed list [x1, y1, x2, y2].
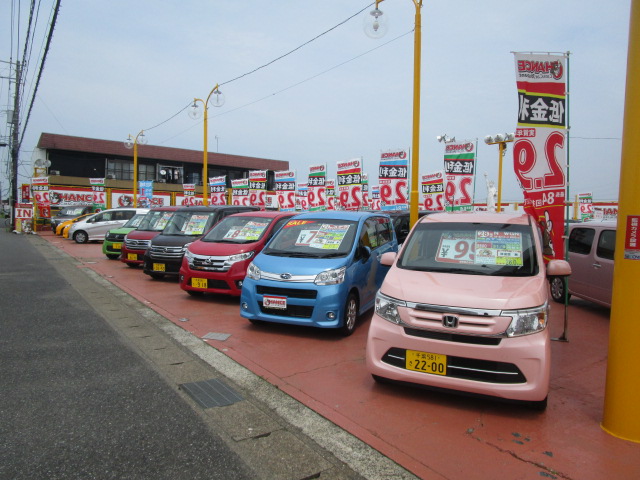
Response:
[69, 208, 149, 244]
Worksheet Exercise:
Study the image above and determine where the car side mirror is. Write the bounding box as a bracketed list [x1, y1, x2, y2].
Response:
[359, 245, 371, 262]
[546, 259, 571, 278]
[380, 251, 397, 266]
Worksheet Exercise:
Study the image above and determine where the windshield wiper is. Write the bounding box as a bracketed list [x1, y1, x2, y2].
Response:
[266, 250, 320, 258]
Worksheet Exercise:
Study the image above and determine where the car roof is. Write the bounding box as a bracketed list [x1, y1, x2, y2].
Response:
[569, 220, 617, 229]
[174, 205, 258, 212]
[291, 211, 390, 221]
[150, 206, 181, 212]
[423, 211, 532, 225]
[226, 211, 298, 218]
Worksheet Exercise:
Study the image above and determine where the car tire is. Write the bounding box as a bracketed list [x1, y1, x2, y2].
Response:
[149, 272, 165, 280]
[339, 293, 358, 337]
[186, 290, 204, 296]
[550, 277, 569, 304]
[126, 263, 138, 268]
[106, 254, 120, 260]
[74, 231, 88, 244]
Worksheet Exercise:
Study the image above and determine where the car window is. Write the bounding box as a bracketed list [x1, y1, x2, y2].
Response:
[596, 229, 616, 260]
[139, 210, 175, 231]
[162, 211, 217, 236]
[568, 228, 595, 255]
[202, 215, 274, 243]
[397, 221, 538, 277]
[123, 213, 147, 229]
[264, 219, 358, 258]
[375, 217, 393, 246]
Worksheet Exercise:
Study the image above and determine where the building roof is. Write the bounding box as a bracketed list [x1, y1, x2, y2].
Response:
[37, 133, 289, 171]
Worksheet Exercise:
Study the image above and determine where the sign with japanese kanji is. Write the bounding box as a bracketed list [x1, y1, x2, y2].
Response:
[577, 192, 593, 221]
[296, 183, 308, 211]
[231, 178, 250, 206]
[337, 158, 363, 211]
[249, 170, 267, 209]
[421, 171, 445, 211]
[209, 176, 227, 205]
[513, 52, 567, 261]
[31, 177, 51, 217]
[326, 179, 336, 210]
[370, 185, 380, 211]
[90, 178, 107, 210]
[443, 141, 475, 211]
[307, 164, 326, 211]
[624, 215, 640, 260]
[274, 170, 296, 211]
[379, 149, 408, 211]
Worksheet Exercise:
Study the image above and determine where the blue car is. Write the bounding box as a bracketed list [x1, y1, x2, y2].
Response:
[240, 211, 398, 336]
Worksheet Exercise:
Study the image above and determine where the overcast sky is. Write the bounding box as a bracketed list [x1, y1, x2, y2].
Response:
[1, 0, 632, 203]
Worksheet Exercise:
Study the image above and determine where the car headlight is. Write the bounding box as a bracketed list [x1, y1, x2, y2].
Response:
[247, 262, 261, 280]
[184, 249, 195, 264]
[314, 266, 346, 285]
[375, 291, 406, 325]
[504, 303, 549, 337]
[182, 242, 192, 253]
[224, 251, 254, 267]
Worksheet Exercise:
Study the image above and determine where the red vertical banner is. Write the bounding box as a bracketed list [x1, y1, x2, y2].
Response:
[337, 158, 363, 211]
[513, 53, 568, 261]
[249, 170, 267, 209]
[421, 171, 445, 211]
[209, 176, 227, 205]
[274, 170, 296, 211]
[307, 164, 326, 211]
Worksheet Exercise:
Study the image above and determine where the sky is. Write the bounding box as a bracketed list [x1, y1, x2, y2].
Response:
[1, 0, 632, 204]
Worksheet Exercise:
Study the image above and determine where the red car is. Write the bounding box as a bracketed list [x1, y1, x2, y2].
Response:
[179, 211, 297, 296]
[120, 206, 180, 267]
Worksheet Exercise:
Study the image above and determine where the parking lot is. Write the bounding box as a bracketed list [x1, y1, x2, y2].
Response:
[37, 230, 640, 479]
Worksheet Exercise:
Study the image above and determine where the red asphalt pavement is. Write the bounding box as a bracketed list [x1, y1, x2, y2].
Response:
[40, 231, 640, 480]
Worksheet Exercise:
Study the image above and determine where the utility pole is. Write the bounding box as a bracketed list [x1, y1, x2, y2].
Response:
[10, 61, 22, 230]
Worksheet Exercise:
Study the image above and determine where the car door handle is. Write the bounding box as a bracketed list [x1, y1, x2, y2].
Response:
[593, 262, 602, 269]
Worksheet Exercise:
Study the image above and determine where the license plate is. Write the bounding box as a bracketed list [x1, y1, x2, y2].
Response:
[263, 295, 287, 310]
[112, 243, 122, 250]
[153, 263, 166, 272]
[406, 350, 447, 376]
[127, 253, 138, 260]
[192, 278, 208, 289]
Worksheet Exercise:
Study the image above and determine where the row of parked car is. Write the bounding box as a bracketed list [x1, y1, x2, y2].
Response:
[50, 204, 620, 411]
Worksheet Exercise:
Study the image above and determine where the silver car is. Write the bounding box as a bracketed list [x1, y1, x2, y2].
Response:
[68, 207, 149, 244]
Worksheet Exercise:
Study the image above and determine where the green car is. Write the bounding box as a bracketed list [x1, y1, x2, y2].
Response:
[102, 213, 148, 260]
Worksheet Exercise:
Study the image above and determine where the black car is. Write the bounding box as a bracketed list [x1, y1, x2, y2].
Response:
[142, 205, 259, 279]
[380, 209, 431, 244]
[50, 205, 99, 232]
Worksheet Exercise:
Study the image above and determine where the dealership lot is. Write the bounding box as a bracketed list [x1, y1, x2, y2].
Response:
[39, 231, 640, 480]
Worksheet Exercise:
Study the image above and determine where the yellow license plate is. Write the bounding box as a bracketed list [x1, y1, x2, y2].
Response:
[112, 243, 122, 250]
[127, 253, 138, 260]
[192, 278, 208, 288]
[153, 263, 166, 272]
[406, 350, 447, 376]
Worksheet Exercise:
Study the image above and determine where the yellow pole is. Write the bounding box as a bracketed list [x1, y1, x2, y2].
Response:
[602, 0, 640, 442]
[409, 0, 422, 228]
[133, 136, 138, 208]
[202, 103, 209, 206]
[496, 142, 505, 212]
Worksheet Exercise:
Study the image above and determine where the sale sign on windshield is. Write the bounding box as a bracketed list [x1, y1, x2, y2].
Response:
[249, 170, 267, 209]
[378, 149, 408, 211]
[274, 170, 296, 211]
[337, 158, 363, 211]
[443, 141, 476, 212]
[307, 164, 326, 211]
[421, 171, 445, 211]
[513, 52, 567, 261]
[209, 176, 227, 205]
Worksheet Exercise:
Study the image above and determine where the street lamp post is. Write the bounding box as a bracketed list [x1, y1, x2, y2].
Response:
[124, 130, 148, 207]
[364, 0, 423, 227]
[189, 85, 225, 206]
[483, 133, 514, 212]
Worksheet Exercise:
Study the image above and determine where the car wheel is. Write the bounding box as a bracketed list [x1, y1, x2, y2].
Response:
[107, 254, 120, 260]
[74, 231, 88, 244]
[340, 293, 358, 337]
[550, 277, 569, 303]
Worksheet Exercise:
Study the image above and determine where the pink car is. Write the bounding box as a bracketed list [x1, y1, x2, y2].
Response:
[365, 212, 571, 410]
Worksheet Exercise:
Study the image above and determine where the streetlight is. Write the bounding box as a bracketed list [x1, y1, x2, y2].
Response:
[364, 0, 423, 227]
[436, 134, 456, 144]
[483, 133, 514, 212]
[124, 130, 148, 207]
[189, 85, 225, 206]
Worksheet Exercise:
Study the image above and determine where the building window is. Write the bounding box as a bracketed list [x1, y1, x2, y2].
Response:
[106, 160, 155, 181]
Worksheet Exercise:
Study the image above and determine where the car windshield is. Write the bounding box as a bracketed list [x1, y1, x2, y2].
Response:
[263, 219, 358, 258]
[60, 207, 85, 216]
[123, 213, 147, 229]
[397, 221, 538, 277]
[137, 210, 176, 231]
[202, 215, 273, 244]
[162, 211, 215, 236]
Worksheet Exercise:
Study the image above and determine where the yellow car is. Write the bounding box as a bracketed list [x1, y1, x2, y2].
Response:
[59, 213, 95, 237]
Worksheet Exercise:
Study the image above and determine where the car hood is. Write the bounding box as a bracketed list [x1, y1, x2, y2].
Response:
[152, 234, 203, 247]
[107, 227, 136, 235]
[188, 239, 260, 256]
[380, 267, 548, 310]
[125, 230, 160, 240]
[253, 252, 349, 276]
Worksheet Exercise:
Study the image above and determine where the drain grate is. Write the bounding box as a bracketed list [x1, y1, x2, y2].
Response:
[180, 378, 243, 408]
[202, 332, 231, 341]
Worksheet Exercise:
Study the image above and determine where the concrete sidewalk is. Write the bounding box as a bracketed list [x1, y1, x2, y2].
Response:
[31, 230, 640, 479]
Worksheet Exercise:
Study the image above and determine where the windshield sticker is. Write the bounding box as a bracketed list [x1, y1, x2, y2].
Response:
[154, 212, 173, 230]
[475, 231, 523, 266]
[182, 214, 210, 235]
[223, 221, 268, 241]
[436, 232, 476, 264]
[284, 220, 316, 228]
[436, 230, 523, 266]
[310, 224, 351, 250]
